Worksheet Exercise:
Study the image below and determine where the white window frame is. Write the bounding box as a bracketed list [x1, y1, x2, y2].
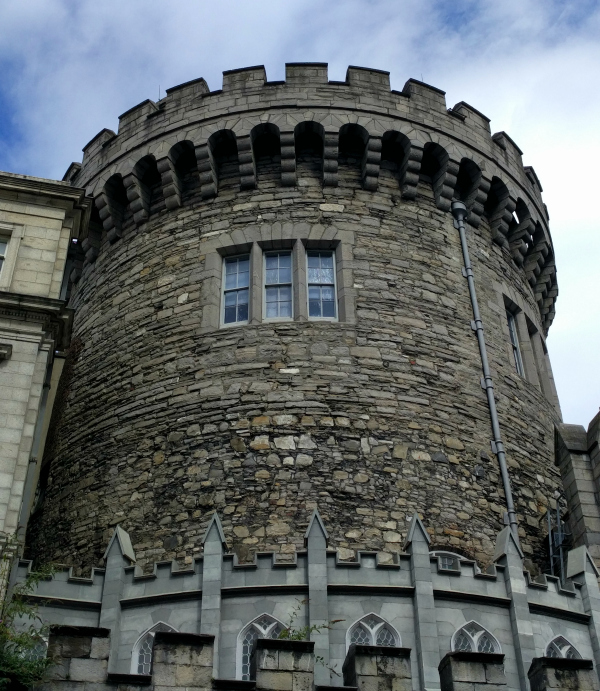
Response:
[345, 613, 401, 652]
[451, 621, 501, 654]
[0, 222, 24, 292]
[430, 550, 463, 571]
[221, 253, 250, 327]
[263, 250, 293, 322]
[306, 249, 338, 321]
[130, 621, 178, 674]
[506, 310, 525, 377]
[237, 613, 285, 680]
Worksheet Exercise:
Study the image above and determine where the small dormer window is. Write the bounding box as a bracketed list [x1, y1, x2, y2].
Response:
[546, 636, 581, 659]
[347, 613, 400, 650]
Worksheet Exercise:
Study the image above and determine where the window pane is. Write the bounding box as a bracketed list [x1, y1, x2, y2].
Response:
[321, 253, 334, 268]
[322, 300, 336, 318]
[376, 627, 395, 646]
[279, 266, 292, 283]
[225, 292, 237, 307]
[309, 300, 322, 317]
[238, 258, 249, 273]
[307, 253, 320, 268]
[224, 306, 237, 324]
[0, 241, 7, 256]
[225, 272, 238, 290]
[280, 301, 292, 318]
[266, 268, 279, 284]
[350, 625, 370, 645]
[266, 286, 278, 303]
[266, 302, 278, 318]
[477, 634, 495, 654]
[237, 302, 248, 322]
[279, 253, 291, 268]
[266, 255, 278, 270]
[454, 632, 473, 652]
[280, 286, 292, 301]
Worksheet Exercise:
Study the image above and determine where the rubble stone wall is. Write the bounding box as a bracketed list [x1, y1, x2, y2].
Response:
[26, 64, 561, 572]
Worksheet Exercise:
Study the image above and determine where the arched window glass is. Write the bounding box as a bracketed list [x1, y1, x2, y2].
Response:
[430, 551, 464, 571]
[347, 613, 400, 650]
[238, 614, 284, 680]
[545, 637, 581, 660]
[451, 621, 500, 654]
[131, 622, 178, 675]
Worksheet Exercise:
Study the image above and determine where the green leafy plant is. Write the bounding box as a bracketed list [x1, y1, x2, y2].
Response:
[0, 534, 56, 689]
[278, 599, 343, 675]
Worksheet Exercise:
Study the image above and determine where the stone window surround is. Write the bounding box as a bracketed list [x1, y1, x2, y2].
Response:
[493, 280, 561, 414]
[200, 226, 356, 333]
[236, 612, 285, 680]
[346, 613, 401, 652]
[450, 621, 502, 654]
[129, 621, 178, 675]
[0, 221, 25, 292]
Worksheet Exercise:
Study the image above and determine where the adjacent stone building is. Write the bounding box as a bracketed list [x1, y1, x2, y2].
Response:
[3, 63, 600, 691]
[0, 172, 89, 542]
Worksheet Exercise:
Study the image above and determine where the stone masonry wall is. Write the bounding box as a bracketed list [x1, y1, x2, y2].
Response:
[26, 65, 561, 572]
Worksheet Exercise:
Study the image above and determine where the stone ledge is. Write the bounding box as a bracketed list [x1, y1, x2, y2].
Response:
[106, 672, 152, 685]
[49, 625, 110, 638]
[256, 638, 315, 653]
[528, 656, 594, 674]
[154, 630, 215, 647]
[440, 651, 505, 665]
[348, 644, 412, 658]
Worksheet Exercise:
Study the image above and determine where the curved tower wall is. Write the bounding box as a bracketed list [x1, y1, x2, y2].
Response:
[27, 64, 561, 571]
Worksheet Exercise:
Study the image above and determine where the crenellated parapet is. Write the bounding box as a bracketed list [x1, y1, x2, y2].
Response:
[16, 513, 600, 690]
[65, 63, 556, 333]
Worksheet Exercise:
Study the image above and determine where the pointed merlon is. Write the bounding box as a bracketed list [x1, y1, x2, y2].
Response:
[202, 512, 227, 550]
[103, 525, 136, 564]
[304, 509, 329, 545]
[493, 526, 524, 563]
[403, 512, 431, 549]
[567, 545, 600, 579]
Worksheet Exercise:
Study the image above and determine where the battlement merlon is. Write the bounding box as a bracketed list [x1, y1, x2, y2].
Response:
[72, 64, 546, 217]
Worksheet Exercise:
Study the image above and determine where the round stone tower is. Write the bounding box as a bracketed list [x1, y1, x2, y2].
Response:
[27, 63, 562, 572]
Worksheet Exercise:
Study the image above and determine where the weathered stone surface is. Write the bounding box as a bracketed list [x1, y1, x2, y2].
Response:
[26, 64, 561, 572]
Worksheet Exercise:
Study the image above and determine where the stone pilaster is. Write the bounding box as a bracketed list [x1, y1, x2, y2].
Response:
[404, 513, 440, 690]
[342, 644, 412, 691]
[201, 513, 226, 677]
[567, 545, 600, 681]
[254, 638, 314, 691]
[100, 526, 136, 673]
[153, 631, 214, 691]
[439, 652, 507, 691]
[528, 657, 598, 691]
[493, 527, 536, 691]
[305, 510, 331, 685]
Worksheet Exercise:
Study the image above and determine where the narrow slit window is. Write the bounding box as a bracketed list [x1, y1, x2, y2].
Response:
[307, 251, 336, 319]
[264, 252, 292, 319]
[506, 310, 524, 376]
[223, 255, 250, 324]
[0, 236, 8, 275]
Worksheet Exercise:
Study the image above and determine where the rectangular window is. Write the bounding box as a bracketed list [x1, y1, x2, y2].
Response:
[506, 310, 524, 376]
[264, 251, 292, 319]
[0, 236, 7, 275]
[307, 251, 336, 319]
[222, 255, 249, 324]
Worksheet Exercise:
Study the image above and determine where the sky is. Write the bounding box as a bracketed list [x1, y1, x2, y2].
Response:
[0, 0, 598, 427]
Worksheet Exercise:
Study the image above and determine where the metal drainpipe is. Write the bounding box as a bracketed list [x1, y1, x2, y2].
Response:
[451, 200, 519, 539]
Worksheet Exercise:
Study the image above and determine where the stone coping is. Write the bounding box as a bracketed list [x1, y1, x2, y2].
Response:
[255, 638, 315, 653]
[438, 651, 506, 669]
[349, 644, 412, 658]
[528, 656, 594, 674]
[106, 673, 152, 685]
[49, 625, 110, 638]
[154, 630, 215, 646]
[213, 680, 256, 690]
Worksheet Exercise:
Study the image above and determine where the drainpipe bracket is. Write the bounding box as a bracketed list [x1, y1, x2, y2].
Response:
[470, 320, 477, 332]
[491, 440, 498, 454]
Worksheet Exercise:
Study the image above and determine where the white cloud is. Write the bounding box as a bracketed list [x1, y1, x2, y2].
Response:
[0, 0, 598, 425]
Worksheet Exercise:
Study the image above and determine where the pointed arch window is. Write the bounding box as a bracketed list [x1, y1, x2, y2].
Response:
[451, 621, 501, 654]
[131, 622, 178, 675]
[237, 614, 285, 680]
[546, 636, 581, 659]
[347, 613, 400, 650]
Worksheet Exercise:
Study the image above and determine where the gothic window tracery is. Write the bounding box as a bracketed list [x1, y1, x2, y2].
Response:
[130, 622, 178, 675]
[237, 614, 285, 680]
[347, 613, 400, 650]
[546, 636, 581, 659]
[451, 621, 501, 654]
